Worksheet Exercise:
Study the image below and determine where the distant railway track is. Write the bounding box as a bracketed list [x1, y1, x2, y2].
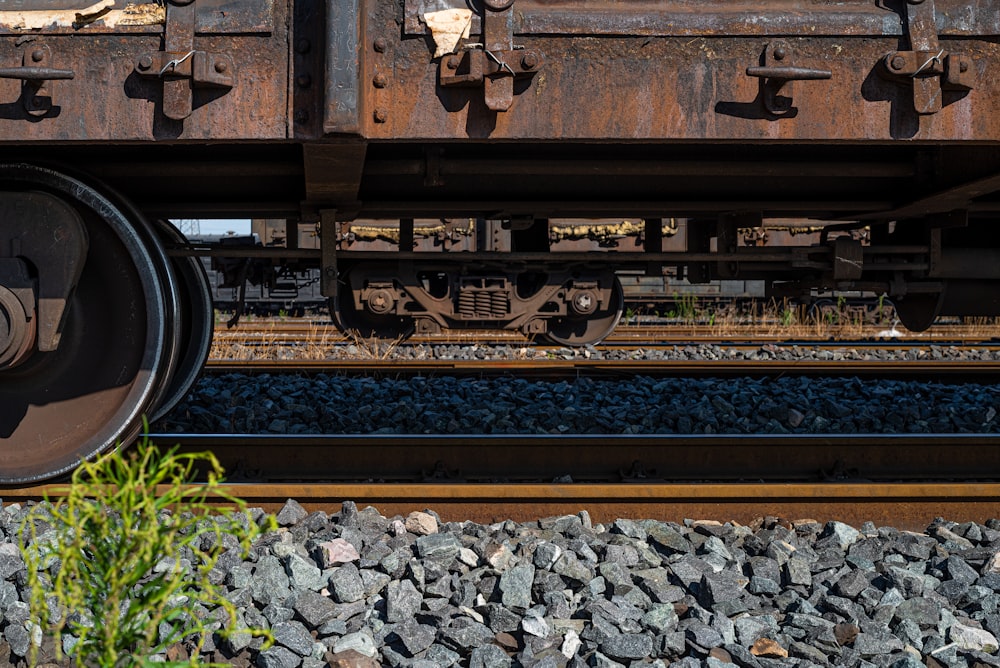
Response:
[7, 433, 1000, 532]
[203, 357, 1000, 381]
[211, 321, 1000, 348]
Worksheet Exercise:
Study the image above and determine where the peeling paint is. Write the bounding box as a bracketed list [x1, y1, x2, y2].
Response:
[0, 1, 164, 31]
[423, 8, 472, 58]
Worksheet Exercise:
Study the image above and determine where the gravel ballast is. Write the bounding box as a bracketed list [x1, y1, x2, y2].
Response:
[154, 372, 1000, 436]
[4, 502, 1000, 667]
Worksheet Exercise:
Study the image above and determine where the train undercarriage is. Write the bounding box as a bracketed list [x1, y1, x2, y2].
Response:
[2, 0, 1000, 481]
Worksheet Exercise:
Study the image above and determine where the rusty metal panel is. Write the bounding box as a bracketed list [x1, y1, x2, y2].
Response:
[324, 0, 360, 134]
[0, 0, 288, 140]
[0, 1, 273, 34]
[404, 0, 1000, 37]
[362, 0, 1000, 142]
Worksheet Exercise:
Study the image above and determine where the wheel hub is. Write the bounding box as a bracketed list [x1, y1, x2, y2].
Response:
[0, 260, 36, 369]
[366, 288, 396, 315]
[570, 289, 598, 316]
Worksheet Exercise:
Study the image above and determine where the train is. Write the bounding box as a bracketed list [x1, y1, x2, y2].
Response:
[203, 218, 872, 321]
[1, 0, 999, 482]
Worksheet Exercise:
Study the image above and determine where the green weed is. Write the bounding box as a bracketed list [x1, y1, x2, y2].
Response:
[20, 433, 275, 667]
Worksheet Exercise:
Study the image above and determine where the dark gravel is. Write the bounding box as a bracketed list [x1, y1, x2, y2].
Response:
[153, 372, 1000, 435]
[5, 502, 1000, 667]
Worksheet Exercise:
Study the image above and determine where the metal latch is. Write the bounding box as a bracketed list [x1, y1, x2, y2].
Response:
[0, 46, 74, 117]
[438, 0, 542, 112]
[133, 0, 235, 121]
[879, 0, 973, 115]
[745, 41, 831, 116]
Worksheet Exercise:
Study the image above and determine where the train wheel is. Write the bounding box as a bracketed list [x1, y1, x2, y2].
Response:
[545, 275, 624, 346]
[330, 266, 415, 340]
[149, 220, 214, 422]
[893, 292, 943, 332]
[0, 165, 168, 483]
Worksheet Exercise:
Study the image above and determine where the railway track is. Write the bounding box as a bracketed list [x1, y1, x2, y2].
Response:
[211, 320, 1000, 348]
[5, 433, 999, 532]
[203, 357, 1000, 381]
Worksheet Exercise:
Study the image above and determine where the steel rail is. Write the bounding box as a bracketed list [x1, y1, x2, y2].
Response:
[202, 358, 1000, 380]
[151, 433, 1000, 484]
[4, 481, 998, 533]
[6, 433, 1000, 531]
[213, 321, 1000, 344]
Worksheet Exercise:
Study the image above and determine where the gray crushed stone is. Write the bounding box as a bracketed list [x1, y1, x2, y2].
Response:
[154, 371, 1000, 435]
[5, 500, 1000, 667]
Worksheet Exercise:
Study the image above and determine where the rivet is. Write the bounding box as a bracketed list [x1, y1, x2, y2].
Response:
[372, 73, 388, 88]
[891, 55, 906, 71]
[31, 49, 45, 63]
[447, 56, 460, 70]
[521, 54, 537, 70]
[373, 37, 387, 53]
[297, 73, 312, 87]
[773, 47, 786, 61]
[214, 61, 228, 74]
[137, 55, 153, 71]
[373, 108, 388, 123]
[295, 39, 311, 54]
[960, 61, 969, 73]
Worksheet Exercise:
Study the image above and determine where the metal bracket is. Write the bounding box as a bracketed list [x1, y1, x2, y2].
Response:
[879, 0, 973, 115]
[0, 46, 75, 117]
[745, 41, 831, 116]
[133, 0, 235, 120]
[438, 0, 542, 112]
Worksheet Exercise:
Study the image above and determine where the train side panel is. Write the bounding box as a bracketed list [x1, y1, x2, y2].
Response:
[0, 1, 289, 141]
[345, 0, 1000, 142]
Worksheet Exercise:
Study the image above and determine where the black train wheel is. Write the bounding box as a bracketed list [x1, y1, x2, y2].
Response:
[0, 165, 169, 483]
[330, 264, 415, 340]
[149, 220, 213, 422]
[545, 275, 624, 346]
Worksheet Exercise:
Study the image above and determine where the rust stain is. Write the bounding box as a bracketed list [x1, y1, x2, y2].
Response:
[0, 1, 164, 30]
[117, 3, 166, 26]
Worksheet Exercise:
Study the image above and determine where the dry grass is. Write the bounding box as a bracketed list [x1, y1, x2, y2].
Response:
[208, 302, 1000, 362]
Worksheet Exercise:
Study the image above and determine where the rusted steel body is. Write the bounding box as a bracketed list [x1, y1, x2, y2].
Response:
[0, 1, 994, 217]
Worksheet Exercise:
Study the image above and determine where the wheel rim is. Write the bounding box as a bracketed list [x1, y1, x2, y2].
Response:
[0, 165, 167, 483]
[150, 220, 213, 422]
[545, 275, 624, 346]
[894, 292, 943, 332]
[331, 265, 415, 340]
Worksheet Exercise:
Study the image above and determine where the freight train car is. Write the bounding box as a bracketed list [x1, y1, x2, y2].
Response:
[206, 218, 867, 319]
[1, 0, 999, 481]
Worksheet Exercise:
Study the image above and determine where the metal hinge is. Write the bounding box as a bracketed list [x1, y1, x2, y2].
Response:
[879, 0, 973, 115]
[133, 0, 235, 121]
[437, 0, 542, 112]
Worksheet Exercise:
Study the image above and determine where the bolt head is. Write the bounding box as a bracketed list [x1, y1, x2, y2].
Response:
[373, 37, 387, 53]
[297, 74, 312, 88]
[295, 39, 311, 54]
[773, 48, 786, 61]
[959, 60, 969, 73]
[372, 73, 388, 88]
[521, 54, 538, 70]
[31, 49, 45, 63]
[447, 56, 460, 70]
[373, 108, 388, 123]
[137, 54, 153, 71]
[214, 60, 228, 74]
[294, 108, 309, 124]
[891, 55, 906, 71]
